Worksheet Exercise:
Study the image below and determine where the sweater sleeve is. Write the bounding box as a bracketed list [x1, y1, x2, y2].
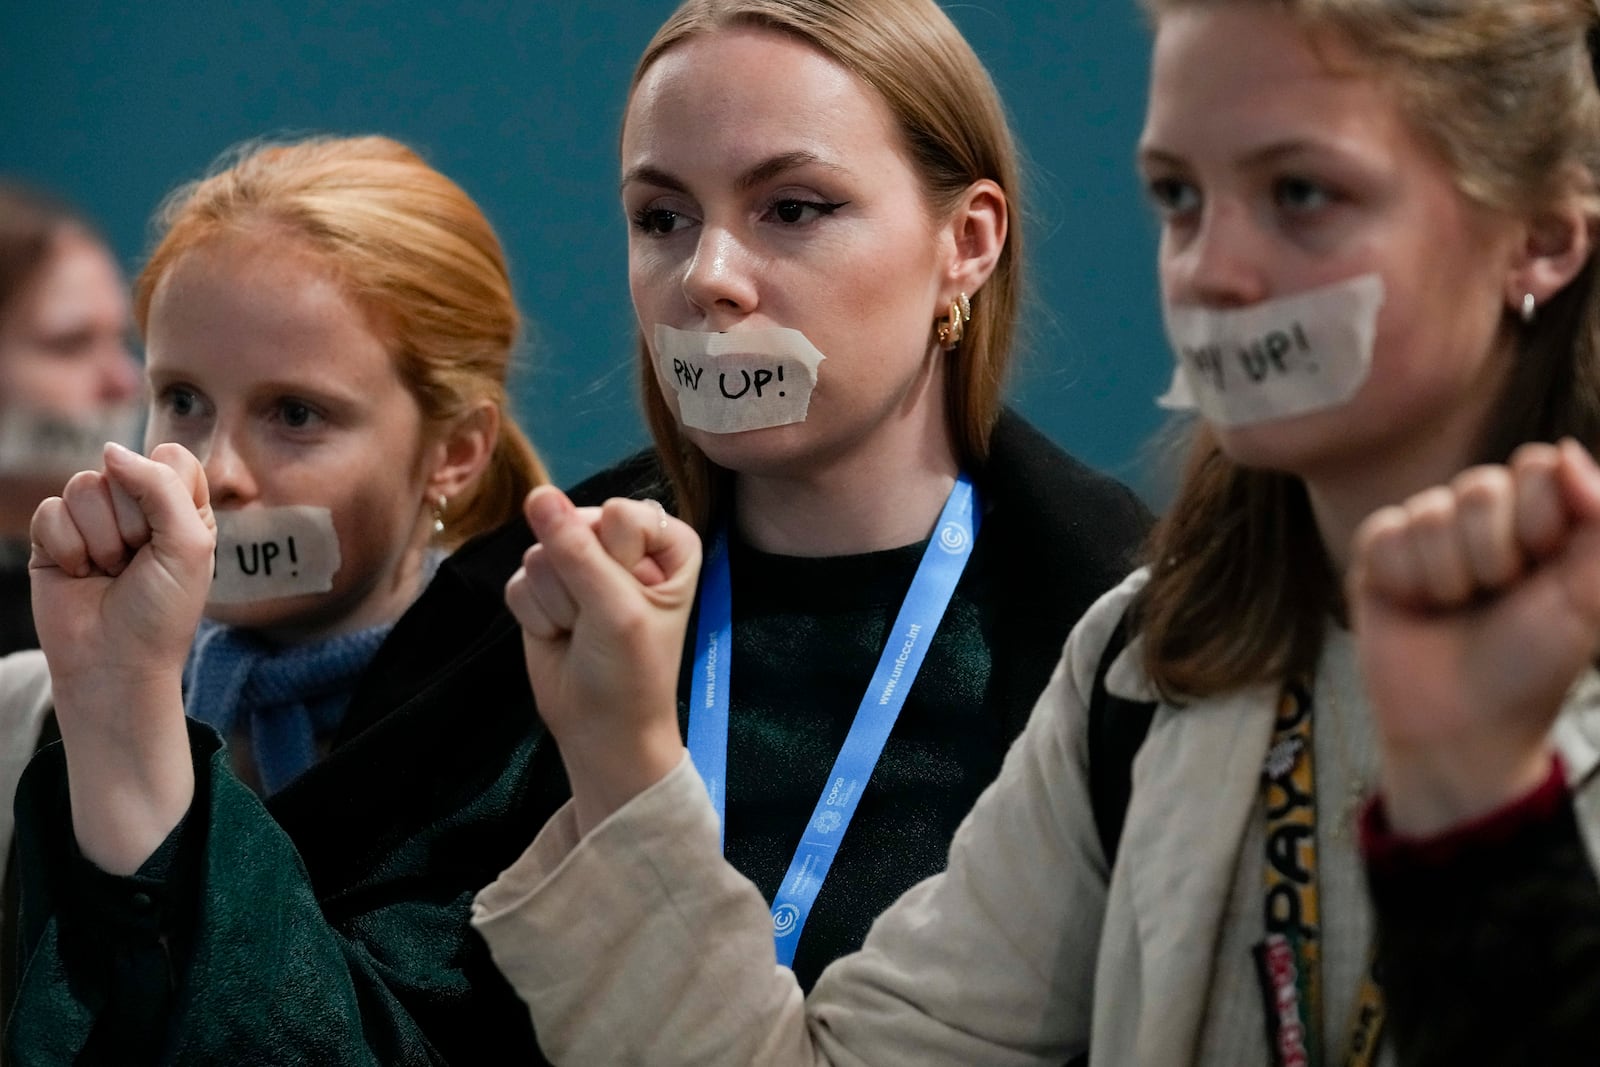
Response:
[4, 720, 499, 1066]
[471, 575, 1144, 1066]
[1364, 759, 1600, 1065]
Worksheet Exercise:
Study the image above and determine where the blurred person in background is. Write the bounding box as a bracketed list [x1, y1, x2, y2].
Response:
[0, 181, 141, 655]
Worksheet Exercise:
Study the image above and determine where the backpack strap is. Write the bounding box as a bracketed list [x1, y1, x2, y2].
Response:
[1063, 617, 1159, 1067]
[1086, 614, 1158, 870]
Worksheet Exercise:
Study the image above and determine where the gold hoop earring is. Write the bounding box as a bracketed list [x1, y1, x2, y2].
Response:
[432, 495, 448, 535]
[936, 292, 972, 350]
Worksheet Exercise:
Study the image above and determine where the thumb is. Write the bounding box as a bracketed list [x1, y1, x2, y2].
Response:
[524, 487, 665, 625]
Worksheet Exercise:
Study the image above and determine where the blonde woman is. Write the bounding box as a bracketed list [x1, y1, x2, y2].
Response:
[474, 1, 1600, 1064]
[360, 0, 1147, 1000]
[5, 137, 548, 1062]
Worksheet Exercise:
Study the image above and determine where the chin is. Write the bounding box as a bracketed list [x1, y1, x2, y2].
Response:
[682, 421, 820, 477]
[1209, 407, 1360, 477]
[203, 592, 346, 643]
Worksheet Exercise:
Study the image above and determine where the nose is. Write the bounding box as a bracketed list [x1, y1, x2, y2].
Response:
[199, 423, 259, 508]
[97, 341, 142, 405]
[1165, 201, 1269, 310]
[681, 226, 758, 323]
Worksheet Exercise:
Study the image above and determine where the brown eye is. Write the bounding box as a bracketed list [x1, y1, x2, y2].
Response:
[166, 387, 200, 417]
[278, 399, 317, 428]
[633, 208, 686, 235]
[763, 199, 846, 226]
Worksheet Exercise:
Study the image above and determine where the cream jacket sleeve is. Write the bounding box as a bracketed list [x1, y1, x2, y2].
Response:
[471, 574, 1144, 1067]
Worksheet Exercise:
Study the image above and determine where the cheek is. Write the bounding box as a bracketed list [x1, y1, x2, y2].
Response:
[329, 480, 421, 578]
[1372, 275, 1505, 386]
[629, 252, 678, 322]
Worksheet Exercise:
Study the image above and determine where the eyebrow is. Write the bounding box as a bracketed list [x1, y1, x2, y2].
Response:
[621, 151, 846, 194]
[1137, 139, 1340, 172]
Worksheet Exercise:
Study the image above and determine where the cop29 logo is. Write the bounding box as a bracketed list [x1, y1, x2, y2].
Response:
[773, 903, 800, 937]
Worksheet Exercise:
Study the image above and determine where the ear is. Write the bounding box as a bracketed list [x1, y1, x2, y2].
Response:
[937, 178, 1008, 307]
[1505, 172, 1594, 315]
[422, 399, 499, 504]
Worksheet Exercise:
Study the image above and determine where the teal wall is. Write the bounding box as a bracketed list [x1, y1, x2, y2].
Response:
[0, 2, 1169, 494]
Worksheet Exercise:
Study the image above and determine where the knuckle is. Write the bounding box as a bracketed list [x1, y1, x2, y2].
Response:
[1403, 486, 1454, 527]
[1510, 441, 1560, 473]
[1452, 464, 1510, 503]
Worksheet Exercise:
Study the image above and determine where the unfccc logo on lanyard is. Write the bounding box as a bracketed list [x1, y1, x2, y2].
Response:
[937, 516, 971, 554]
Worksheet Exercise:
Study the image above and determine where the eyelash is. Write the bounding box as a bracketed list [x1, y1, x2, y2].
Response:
[631, 207, 686, 235]
[157, 384, 208, 420]
[1142, 175, 1342, 223]
[1145, 177, 1199, 219]
[629, 198, 849, 236]
[762, 198, 848, 225]
[271, 398, 324, 430]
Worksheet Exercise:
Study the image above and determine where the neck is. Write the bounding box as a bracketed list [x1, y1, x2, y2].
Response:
[733, 408, 963, 557]
[249, 522, 436, 645]
[1304, 412, 1487, 575]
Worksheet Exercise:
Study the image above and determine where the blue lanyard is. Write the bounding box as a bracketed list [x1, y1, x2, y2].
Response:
[687, 473, 981, 967]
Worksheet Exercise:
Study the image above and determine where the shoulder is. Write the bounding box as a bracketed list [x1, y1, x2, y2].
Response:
[437, 448, 671, 603]
[566, 449, 670, 509]
[976, 409, 1151, 609]
[980, 409, 1152, 554]
[1060, 569, 1151, 702]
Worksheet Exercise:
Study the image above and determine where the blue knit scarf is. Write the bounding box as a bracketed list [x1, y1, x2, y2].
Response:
[183, 618, 392, 795]
[181, 549, 446, 795]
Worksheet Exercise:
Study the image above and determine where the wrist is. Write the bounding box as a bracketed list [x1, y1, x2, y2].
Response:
[557, 717, 686, 838]
[55, 675, 196, 875]
[1379, 742, 1555, 838]
[1363, 754, 1566, 874]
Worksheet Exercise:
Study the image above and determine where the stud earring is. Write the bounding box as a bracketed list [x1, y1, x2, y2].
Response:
[1522, 292, 1537, 324]
[432, 495, 448, 535]
[936, 292, 972, 350]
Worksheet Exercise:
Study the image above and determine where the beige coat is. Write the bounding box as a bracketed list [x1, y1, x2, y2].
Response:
[0, 650, 51, 898]
[472, 571, 1600, 1066]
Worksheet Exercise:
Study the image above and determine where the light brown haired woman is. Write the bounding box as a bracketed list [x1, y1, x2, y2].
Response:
[5, 136, 551, 1062]
[474, 1, 1600, 1064]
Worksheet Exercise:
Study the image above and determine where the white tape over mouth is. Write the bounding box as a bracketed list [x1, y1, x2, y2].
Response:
[1158, 273, 1386, 427]
[0, 402, 143, 478]
[653, 324, 826, 434]
[208, 506, 342, 606]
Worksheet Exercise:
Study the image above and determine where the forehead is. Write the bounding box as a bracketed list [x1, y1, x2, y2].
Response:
[145, 232, 394, 385]
[1142, 6, 1393, 150]
[16, 230, 127, 327]
[622, 26, 908, 178]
